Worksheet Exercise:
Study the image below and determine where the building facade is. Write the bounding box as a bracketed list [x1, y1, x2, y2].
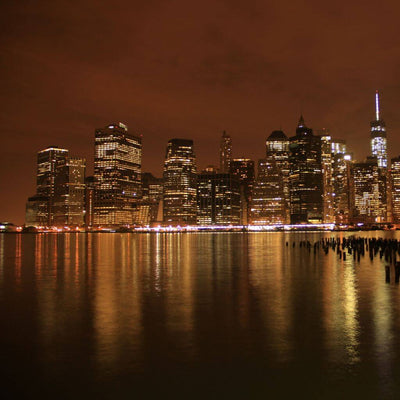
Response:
[197, 172, 241, 225]
[53, 157, 86, 226]
[391, 157, 400, 223]
[230, 158, 255, 224]
[163, 139, 197, 225]
[219, 131, 232, 173]
[289, 116, 323, 224]
[93, 123, 142, 226]
[250, 157, 287, 225]
[352, 157, 387, 224]
[25, 146, 69, 226]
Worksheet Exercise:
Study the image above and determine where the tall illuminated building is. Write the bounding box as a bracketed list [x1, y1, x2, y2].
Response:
[370, 91, 387, 169]
[197, 172, 241, 225]
[330, 140, 353, 224]
[318, 130, 335, 223]
[390, 156, 400, 223]
[266, 130, 290, 216]
[140, 172, 164, 225]
[84, 176, 96, 229]
[163, 139, 197, 225]
[53, 157, 86, 226]
[230, 158, 255, 224]
[352, 156, 386, 224]
[250, 157, 287, 225]
[25, 145, 69, 226]
[219, 131, 232, 173]
[94, 123, 142, 226]
[289, 116, 323, 224]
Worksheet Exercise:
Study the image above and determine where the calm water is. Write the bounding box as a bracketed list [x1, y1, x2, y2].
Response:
[1, 232, 400, 399]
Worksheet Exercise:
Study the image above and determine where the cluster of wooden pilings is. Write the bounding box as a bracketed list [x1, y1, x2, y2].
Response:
[286, 236, 400, 283]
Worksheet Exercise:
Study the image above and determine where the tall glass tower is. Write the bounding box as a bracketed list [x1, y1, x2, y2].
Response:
[94, 122, 142, 226]
[219, 131, 232, 173]
[370, 90, 387, 168]
[163, 139, 197, 225]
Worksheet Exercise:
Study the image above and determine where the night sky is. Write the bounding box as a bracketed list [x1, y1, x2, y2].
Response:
[2, 0, 400, 224]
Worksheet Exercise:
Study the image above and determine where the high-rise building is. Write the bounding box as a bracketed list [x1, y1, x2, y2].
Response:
[84, 176, 96, 229]
[219, 131, 232, 173]
[141, 172, 164, 224]
[53, 157, 86, 226]
[250, 157, 287, 225]
[289, 116, 323, 224]
[230, 158, 255, 225]
[265, 130, 290, 221]
[319, 130, 335, 223]
[391, 157, 400, 223]
[352, 156, 387, 224]
[25, 146, 69, 226]
[331, 141, 353, 224]
[163, 139, 197, 225]
[197, 172, 241, 225]
[370, 91, 387, 169]
[93, 122, 142, 226]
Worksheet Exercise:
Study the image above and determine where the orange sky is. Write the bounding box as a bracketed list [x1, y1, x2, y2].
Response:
[2, 0, 400, 223]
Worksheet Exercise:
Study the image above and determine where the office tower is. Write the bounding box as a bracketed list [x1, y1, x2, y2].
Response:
[52, 157, 86, 226]
[25, 195, 49, 227]
[371, 91, 388, 169]
[289, 116, 323, 224]
[391, 157, 400, 223]
[331, 141, 353, 224]
[197, 172, 241, 225]
[94, 123, 142, 226]
[352, 156, 387, 224]
[219, 131, 232, 173]
[163, 139, 197, 225]
[25, 146, 69, 226]
[230, 158, 255, 224]
[250, 158, 287, 225]
[265, 130, 290, 221]
[141, 172, 164, 224]
[84, 176, 96, 228]
[331, 139, 346, 155]
[319, 130, 335, 223]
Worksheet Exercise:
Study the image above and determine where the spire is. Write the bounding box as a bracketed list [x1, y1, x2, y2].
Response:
[298, 115, 305, 128]
[375, 90, 380, 121]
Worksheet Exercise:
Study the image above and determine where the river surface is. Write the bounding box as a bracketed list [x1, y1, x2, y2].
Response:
[1, 232, 400, 399]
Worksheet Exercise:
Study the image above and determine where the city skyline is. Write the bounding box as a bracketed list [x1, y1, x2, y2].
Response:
[5, 95, 400, 225]
[3, 1, 400, 223]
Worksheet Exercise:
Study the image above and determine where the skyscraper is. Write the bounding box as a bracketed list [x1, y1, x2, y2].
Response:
[370, 91, 387, 169]
[197, 172, 241, 225]
[163, 139, 197, 225]
[25, 146, 69, 226]
[265, 130, 290, 221]
[53, 157, 86, 226]
[230, 158, 255, 224]
[289, 116, 323, 224]
[250, 157, 287, 225]
[331, 141, 353, 224]
[93, 123, 142, 226]
[352, 156, 386, 224]
[140, 172, 164, 225]
[319, 130, 335, 223]
[219, 131, 232, 173]
[390, 156, 400, 223]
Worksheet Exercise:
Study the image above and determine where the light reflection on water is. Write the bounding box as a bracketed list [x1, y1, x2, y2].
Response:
[1, 232, 400, 399]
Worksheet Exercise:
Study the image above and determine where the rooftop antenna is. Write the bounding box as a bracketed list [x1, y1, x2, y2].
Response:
[375, 90, 380, 121]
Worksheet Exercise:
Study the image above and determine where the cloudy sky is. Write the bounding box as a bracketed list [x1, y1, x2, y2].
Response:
[1, 0, 400, 223]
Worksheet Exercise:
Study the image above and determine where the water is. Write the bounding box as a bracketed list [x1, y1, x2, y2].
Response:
[1, 232, 400, 399]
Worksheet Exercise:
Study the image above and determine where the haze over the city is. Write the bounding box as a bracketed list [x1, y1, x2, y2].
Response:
[2, 0, 400, 223]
